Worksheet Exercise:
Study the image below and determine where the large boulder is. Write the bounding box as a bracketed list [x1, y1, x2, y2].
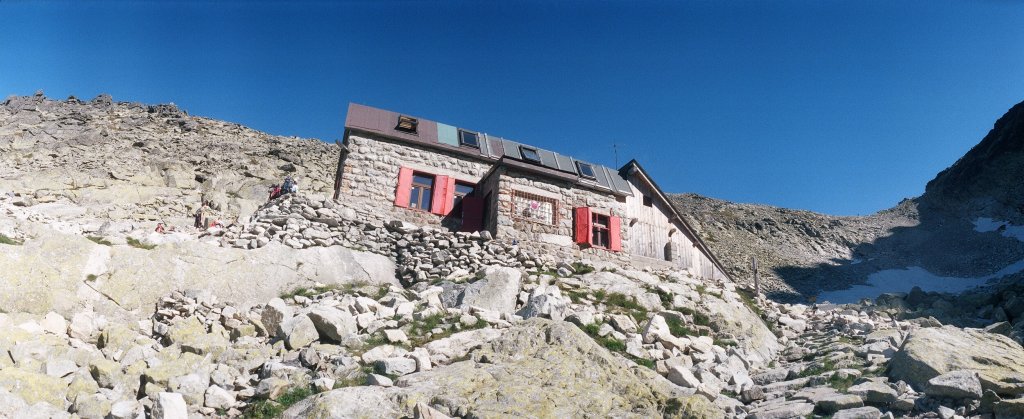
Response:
[457, 267, 522, 314]
[284, 319, 723, 418]
[0, 228, 397, 319]
[700, 294, 780, 368]
[889, 325, 1024, 396]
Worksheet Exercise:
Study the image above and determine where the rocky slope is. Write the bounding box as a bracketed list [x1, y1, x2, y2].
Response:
[4, 93, 1024, 419]
[671, 99, 1024, 302]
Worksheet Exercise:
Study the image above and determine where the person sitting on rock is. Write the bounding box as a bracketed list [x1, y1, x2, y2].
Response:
[290, 179, 298, 195]
[155, 223, 165, 234]
[269, 184, 281, 201]
[194, 208, 204, 229]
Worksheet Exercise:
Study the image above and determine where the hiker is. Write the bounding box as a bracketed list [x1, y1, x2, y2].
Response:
[282, 176, 294, 195]
[194, 207, 204, 229]
[155, 223, 165, 234]
[289, 179, 298, 195]
[268, 184, 280, 201]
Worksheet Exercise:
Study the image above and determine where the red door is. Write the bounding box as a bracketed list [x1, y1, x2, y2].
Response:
[460, 197, 484, 232]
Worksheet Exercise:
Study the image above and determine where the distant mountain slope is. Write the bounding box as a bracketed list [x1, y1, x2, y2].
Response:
[672, 100, 1024, 302]
[924, 100, 1024, 224]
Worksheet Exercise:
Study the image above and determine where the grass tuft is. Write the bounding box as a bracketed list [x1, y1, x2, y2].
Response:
[87, 236, 112, 246]
[126, 237, 156, 250]
[0, 233, 22, 246]
[243, 386, 313, 418]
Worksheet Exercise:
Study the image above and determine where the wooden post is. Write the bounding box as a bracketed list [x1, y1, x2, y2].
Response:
[753, 255, 761, 297]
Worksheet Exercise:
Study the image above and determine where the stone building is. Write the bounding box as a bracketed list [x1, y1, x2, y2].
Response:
[334, 103, 729, 280]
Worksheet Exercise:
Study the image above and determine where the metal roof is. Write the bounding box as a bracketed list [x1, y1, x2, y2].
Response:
[345, 103, 632, 197]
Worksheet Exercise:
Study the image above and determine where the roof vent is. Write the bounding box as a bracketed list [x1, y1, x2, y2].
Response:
[396, 115, 418, 134]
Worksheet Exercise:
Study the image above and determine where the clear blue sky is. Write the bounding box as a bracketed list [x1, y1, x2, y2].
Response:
[2, 1, 1022, 215]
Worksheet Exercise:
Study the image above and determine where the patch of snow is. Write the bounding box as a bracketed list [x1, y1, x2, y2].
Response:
[974, 217, 1024, 242]
[819, 219, 1024, 304]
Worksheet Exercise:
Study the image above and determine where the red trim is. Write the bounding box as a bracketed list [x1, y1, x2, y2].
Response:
[394, 167, 413, 207]
[574, 207, 591, 245]
[609, 216, 622, 252]
[430, 175, 449, 215]
[443, 176, 457, 214]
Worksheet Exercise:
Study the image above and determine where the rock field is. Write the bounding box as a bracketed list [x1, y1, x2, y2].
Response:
[2, 93, 1024, 418]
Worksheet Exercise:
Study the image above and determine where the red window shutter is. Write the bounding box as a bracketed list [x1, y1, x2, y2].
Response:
[574, 207, 592, 245]
[609, 216, 622, 252]
[394, 167, 413, 207]
[430, 175, 449, 215]
[443, 176, 457, 214]
[460, 197, 484, 232]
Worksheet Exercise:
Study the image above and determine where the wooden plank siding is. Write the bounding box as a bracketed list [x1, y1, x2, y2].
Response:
[623, 171, 722, 280]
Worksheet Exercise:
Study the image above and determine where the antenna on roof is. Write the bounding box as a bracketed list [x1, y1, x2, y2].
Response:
[613, 141, 619, 167]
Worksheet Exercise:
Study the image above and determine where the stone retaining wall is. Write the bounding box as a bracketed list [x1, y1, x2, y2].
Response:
[225, 195, 546, 284]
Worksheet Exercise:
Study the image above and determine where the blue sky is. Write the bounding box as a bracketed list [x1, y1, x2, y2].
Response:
[2, 1, 1022, 215]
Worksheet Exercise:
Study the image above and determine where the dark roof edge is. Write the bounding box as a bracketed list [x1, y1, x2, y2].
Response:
[619, 159, 734, 281]
[498, 157, 630, 197]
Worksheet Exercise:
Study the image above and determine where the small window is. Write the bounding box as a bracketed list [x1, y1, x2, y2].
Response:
[451, 182, 475, 216]
[643, 195, 653, 207]
[459, 130, 480, 148]
[409, 173, 433, 211]
[396, 115, 418, 134]
[512, 190, 558, 225]
[576, 161, 596, 179]
[592, 213, 610, 248]
[520, 146, 541, 163]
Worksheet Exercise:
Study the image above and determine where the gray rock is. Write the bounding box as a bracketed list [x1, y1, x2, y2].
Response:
[367, 373, 394, 387]
[832, 406, 882, 419]
[285, 314, 319, 349]
[261, 298, 292, 338]
[375, 357, 417, 377]
[204, 385, 235, 409]
[888, 325, 1024, 396]
[307, 306, 358, 342]
[459, 267, 522, 314]
[848, 379, 899, 404]
[152, 392, 188, 419]
[926, 370, 983, 399]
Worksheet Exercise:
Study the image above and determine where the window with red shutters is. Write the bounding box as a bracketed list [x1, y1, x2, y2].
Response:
[574, 207, 621, 252]
[394, 167, 414, 208]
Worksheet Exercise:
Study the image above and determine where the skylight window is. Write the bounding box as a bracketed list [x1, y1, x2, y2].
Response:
[520, 146, 541, 163]
[576, 161, 596, 179]
[395, 115, 418, 134]
[459, 130, 479, 148]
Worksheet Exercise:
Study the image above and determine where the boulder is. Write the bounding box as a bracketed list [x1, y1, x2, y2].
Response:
[458, 267, 522, 314]
[375, 358, 417, 377]
[847, 379, 899, 404]
[261, 298, 292, 338]
[889, 325, 1024, 396]
[700, 294, 780, 369]
[285, 315, 319, 349]
[926, 370, 984, 399]
[152, 392, 187, 419]
[204, 385, 235, 409]
[832, 406, 881, 419]
[306, 306, 357, 342]
[285, 319, 724, 418]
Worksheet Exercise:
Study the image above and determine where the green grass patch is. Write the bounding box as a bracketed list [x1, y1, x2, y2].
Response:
[407, 313, 451, 347]
[0, 234, 22, 246]
[827, 372, 857, 392]
[125, 237, 156, 250]
[87, 236, 112, 246]
[571, 262, 595, 275]
[799, 358, 837, 378]
[243, 386, 313, 418]
[86, 274, 98, 282]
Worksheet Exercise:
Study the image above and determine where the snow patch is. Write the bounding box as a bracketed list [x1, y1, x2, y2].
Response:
[818, 218, 1024, 304]
[974, 217, 1024, 241]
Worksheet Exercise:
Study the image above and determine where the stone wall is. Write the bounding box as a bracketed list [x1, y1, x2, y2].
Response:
[335, 132, 632, 267]
[494, 168, 633, 265]
[225, 195, 546, 284]
[337, 134, 492, 231]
